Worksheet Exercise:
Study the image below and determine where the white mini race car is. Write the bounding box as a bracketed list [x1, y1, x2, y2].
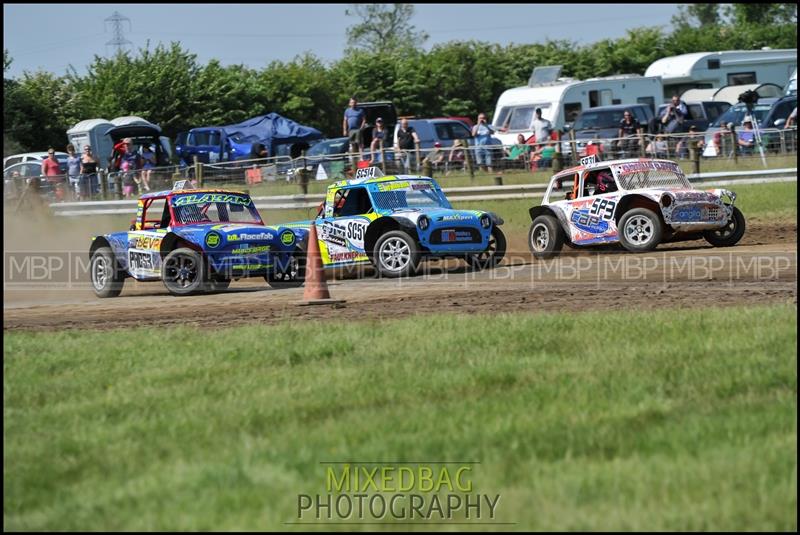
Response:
[528, 156, 746, 257]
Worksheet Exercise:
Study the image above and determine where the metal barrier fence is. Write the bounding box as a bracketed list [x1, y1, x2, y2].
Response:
[6, 126, 797, 208]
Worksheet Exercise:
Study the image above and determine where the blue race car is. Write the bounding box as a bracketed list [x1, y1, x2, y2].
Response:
[280, 167, 506, 277]
[88, 183, 306, 297]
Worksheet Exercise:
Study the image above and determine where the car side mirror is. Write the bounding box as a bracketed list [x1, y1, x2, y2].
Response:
[563, 124, 573, 132]
[774, 118, 786, 127]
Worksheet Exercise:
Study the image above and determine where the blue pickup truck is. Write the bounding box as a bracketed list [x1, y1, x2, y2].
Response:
[175, 127, 254, 166]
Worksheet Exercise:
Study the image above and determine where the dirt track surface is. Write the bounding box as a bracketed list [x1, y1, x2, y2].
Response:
[5, 221, 797, 332]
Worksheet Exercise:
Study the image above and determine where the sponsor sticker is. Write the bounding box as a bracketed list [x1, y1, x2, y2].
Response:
[227, 232, 274, 242]
[281, 230, 296, 246]
[205, 231, 222, 248]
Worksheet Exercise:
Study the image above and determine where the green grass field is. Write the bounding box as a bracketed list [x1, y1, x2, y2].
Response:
[4, 305, 797, 530]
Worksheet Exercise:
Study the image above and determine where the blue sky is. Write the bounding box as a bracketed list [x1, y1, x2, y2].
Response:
[4, 3, 680, 78]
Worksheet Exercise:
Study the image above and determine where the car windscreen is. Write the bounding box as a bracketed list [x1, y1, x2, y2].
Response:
[574, 110, 623, 130]
[307, 139, 348, 157]
[711, 103, 772, 128]
[189, 132, 221, 146]
[170, 193, 262, 225]
[611, 161, 692, 190]
[370, 180, 451, 210]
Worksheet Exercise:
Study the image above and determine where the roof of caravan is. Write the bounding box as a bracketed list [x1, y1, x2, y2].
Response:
[681, 83, 784, 104]
[646, 49, 797, 80]
[496, 74, 658, 106]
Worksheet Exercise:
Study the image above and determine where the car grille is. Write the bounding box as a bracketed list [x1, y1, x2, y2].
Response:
[430, 227, 481, 244]
[704, 206, 723, 221]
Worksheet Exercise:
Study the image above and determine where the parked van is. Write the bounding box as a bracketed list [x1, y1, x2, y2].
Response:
[392, 118, 474, 150]
[786, 68, 797, 96]
[491, 65, 663, 146]
[646, 48, 797, 100]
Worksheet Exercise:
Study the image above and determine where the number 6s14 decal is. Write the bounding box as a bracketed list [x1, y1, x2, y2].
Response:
[590, 198, 616, 220]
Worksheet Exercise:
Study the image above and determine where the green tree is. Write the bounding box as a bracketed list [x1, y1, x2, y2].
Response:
[345, 4, 428, 52]
[672, 4, 721, 28]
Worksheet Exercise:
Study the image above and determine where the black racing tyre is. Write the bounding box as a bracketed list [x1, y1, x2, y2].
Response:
[90, 246, 125, 298]
[528, 215, 565, 259]
[161, 247, 207, 296]
[266, 247, 306, 289]
[373, 230, 420, 278]
[467, 227, 507, 270]
[703, 206, 746, 247]
[618, 208, 663, 252]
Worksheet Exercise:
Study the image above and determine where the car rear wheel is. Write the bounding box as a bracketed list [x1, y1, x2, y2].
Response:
[528, 215, 564, 259]
[90, 246, 125, 298]
[266, 247, 306, 288]
[373, 230, 420, 278]
[618, 208, 663, 252]
[467, 227, 506, 270]
[703, 206, 745, 247]
[161, 247, 207, 296]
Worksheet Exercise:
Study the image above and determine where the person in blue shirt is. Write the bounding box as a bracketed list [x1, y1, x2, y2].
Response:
[737, 117, 756, 153]
[471, 112, 496, 173]
[343, 97, 367, 159]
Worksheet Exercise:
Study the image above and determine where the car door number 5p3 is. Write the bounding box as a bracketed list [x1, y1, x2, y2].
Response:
[590, 198, 616, 220]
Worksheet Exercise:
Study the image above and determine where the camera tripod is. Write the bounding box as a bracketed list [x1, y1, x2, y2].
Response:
[744, 101, 768, 167]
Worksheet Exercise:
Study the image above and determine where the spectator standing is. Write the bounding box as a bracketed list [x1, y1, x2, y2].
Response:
[661, 95, 687, 134]
[120, 138, 142, 198]
[369, 117, 387, 162]
[66, 143, 81, 200]
[531, 108, 552, 146]
[394, 118, 420, 173]
[79, 145, 99, 201]
[471, 112, 496, 173]
[343, 97, 366, 159]
[140, 145, 156, 191]
[41, 148, 65, 201]
[616, 110, 642, 157]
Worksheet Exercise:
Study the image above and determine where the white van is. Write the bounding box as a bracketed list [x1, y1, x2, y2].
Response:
[646, 48, 797, 100]
[491, 66, 662, 146]
[786, 68, 797, 96]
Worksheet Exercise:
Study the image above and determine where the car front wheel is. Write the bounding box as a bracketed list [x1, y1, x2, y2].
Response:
[467, 227, 506, 270]
[373, 230, 420, 278]
[618, 208, 663, 252]
[90, 246, 125, 298]
[703, 206, 745, 247]
[528, 215, 564, 259]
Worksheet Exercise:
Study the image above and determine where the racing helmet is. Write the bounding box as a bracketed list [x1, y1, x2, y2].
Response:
[595, 170, 613, 193]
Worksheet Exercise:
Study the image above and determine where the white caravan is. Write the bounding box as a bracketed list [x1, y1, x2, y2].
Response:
[491, 65, 662, 145]
[646, 48, 797, 100]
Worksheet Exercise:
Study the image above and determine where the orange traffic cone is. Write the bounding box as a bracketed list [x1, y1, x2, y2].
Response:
[296, 223, 346, 306]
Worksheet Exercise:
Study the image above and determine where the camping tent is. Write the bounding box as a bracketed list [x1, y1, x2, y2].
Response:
[221, 113, 323, 155]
